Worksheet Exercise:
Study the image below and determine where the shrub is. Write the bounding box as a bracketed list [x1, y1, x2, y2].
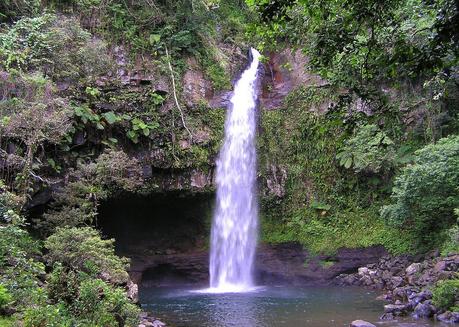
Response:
[47, 265, 140, 326]
[0, 0, 41, 22]
[441, 209, 459, 256]
[45, 227, 129, 284]
[381, 135, 459, 247]
[432, 279, 459, 311]
[336, 124, 395, 174]
[0, 223, 46, 310]
[71, 278, 140, 326]
[0, 284, 12, 310]
[0, 14, 112, 79]
[0, 72, 72, 194]
[23, 303, 73, 327]
[42, 150, 143, 229]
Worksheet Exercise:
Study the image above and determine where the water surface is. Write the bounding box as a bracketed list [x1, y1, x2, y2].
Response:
[141, 285, 440, 327]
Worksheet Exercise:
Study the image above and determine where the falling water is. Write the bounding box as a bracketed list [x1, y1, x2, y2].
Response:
[208, 48, 261, 293]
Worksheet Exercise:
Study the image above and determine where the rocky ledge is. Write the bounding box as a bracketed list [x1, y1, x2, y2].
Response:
[336, 253, 459, 324]
[138, 312, 166, 327]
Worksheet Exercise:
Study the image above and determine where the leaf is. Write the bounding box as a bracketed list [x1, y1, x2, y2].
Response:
[142, 128, 150, 136]
[149, 34, 161, 45]
[382, 136, 394, 145]
[47, 158, 56, 167]
[127, 130, 138, 143]
[148, 121, 160, 129]
[102, 112, 120, 125]
[96, 123, 104, 130]
[310, 200, 331, 211]
[344, 157, 353, 169]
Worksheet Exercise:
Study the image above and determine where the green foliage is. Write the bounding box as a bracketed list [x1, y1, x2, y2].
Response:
[432, 279, 459, 311]
[0, 0, 41, 22]
[45, 265, 140, 327]
[73, 104, 104, 130]
[127, 117, 159, 143]
[319, 260, 335, 269]
[0, 71, 72, 193]
[0, 14, 112, 79]
[336, 124, 395, 173]
[0, 188, 138, 326]
[258, 87, 415, 254]
[23, 303, 72, 327]
[0, 224, 47, 310]
[441, 209, 459, 256]
[247, 0, 458, 89]
[0, 316, 15, 326]
[101, 0, 251, 57]
[42, 228, 139, 326]
[381, 135, 459, 248]
[71, 278, 139, 326]
[0, 284, 12, 310]
[45, 227, 129, 284]
[43, 149, 142, 229]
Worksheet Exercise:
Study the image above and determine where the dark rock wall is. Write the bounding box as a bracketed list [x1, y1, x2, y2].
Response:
[132, 243, 387, 288]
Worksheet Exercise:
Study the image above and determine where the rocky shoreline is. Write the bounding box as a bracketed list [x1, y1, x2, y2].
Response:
[336, 253, 459, 324]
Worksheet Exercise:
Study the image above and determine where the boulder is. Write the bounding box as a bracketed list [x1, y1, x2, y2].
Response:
[412, 302, 435, 318]
[380, 312, 394, 320]
[384, 304, 410, 316]
[126, 280, 139, 304]
[437, 311, 459, 324]
[405, 262, 421, 275]
[390, 276, 404, 288]
[350, 320, 376, 327]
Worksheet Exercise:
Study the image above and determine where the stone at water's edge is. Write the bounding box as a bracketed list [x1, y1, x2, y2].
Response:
[437, 311, 459, 324]
[336, 253, 459, 323]
[139, 312, 166, 327]
[350, 320, 376, 327]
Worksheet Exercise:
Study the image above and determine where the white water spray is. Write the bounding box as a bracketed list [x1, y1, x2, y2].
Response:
[208, 48, 261, 293]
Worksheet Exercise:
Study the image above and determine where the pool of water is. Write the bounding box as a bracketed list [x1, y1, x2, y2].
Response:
[140, 285, 441, 327]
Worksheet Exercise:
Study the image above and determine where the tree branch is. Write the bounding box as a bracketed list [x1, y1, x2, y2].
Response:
[164, 46, 193, 141]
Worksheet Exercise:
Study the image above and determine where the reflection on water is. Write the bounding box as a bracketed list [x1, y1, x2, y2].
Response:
[207, 290, 260, 327]
[140, 286, 439, 327]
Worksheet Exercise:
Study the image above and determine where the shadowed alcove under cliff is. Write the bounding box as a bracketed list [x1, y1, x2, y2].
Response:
[98, 192, 214, 257]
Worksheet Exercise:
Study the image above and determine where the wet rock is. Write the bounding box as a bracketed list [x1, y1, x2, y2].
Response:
[182, 57, 213, 108]
[257, 245, 387, 284]
[412, 301, 435, 318]
[350, 320, 376, 327]
[380, 312, 394, 320]
[384, 304, 410, 316]
[437, 311, 459, 324]
[138, 312, 167, 327]
[406, 262, 421, 276]
[126, 280, 139, 304]
[408, 290, 432, 307]
[190, 170, 211, 189]
[334, 252, 459, 320]
[265, 164, 287, 197]
[209, 91, 231, 108]
[260, 48, 328, 110]
[390, 276, 404, 288]
[193, 128, 211, 144]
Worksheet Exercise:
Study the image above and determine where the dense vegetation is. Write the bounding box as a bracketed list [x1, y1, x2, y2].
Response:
[0, 0, 458, 325]
[250, 0, 459, 254]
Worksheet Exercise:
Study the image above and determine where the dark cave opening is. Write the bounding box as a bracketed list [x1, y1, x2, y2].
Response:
[140, 263, 201, 287]
[97, 192, 214, 257]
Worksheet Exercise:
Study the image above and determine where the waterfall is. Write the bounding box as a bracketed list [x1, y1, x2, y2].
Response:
[208, 48, 261, 293]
